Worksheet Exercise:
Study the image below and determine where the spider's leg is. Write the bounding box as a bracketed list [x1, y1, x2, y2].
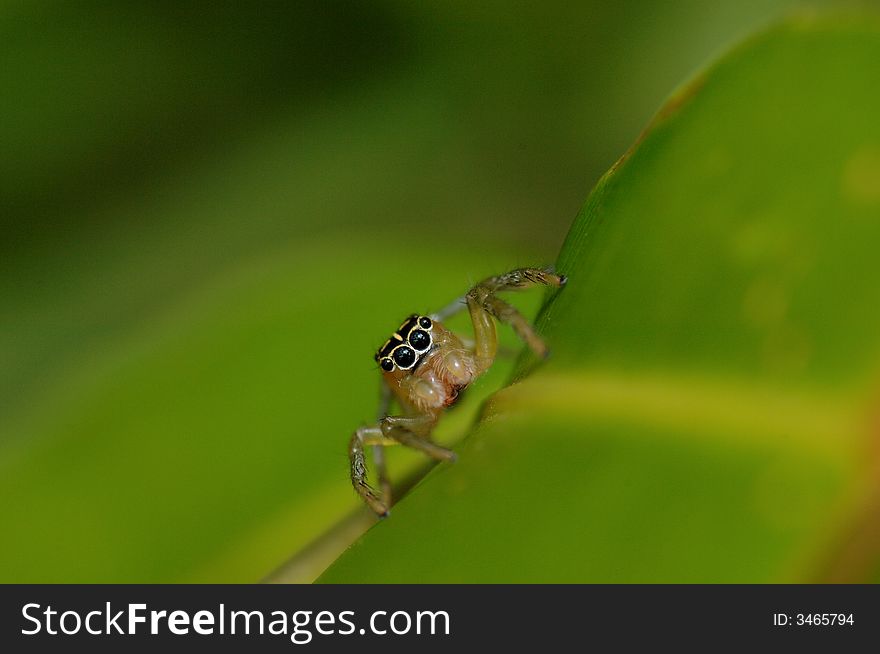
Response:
[474, 267, 567, 294]
[371, 445, 392, 509]
[480, 294, 549, 358]
[433, 269, 564, 323]
[456, 336, 519, 358]
[380, 415, 456, 462]
[373, 382, 394, 507]
[466, 267, 566, 362]
[465, 294, 499, 374]
[430, 295, 467, 322]
[349, 425, 391, 516]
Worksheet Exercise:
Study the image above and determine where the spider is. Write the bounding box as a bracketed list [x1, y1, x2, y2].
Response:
[349, 267, 567, 516]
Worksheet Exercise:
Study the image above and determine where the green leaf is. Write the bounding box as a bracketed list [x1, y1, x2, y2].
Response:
[318, 18, 880, 583]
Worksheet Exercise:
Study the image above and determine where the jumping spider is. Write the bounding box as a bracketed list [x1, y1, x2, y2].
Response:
[349, 267, 567, 516]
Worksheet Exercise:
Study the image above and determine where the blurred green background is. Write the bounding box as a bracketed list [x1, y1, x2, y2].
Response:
[0, 1, 870, 582]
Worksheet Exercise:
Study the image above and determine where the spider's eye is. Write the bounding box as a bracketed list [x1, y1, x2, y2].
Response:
[418, 316, 432, 329]
[392, 346, 416, 369]
[380, 357, 395, 372]
[408, 329, 431, 352]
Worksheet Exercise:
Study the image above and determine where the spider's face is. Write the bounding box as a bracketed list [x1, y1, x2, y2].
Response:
[375, 314, 435, 374]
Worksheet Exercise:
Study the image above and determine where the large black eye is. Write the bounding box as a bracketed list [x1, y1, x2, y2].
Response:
[380, 357, 394, 372]
[408, 329, 431, 352]
[419, 316, 432, 329]
[392, 346, 416, 369]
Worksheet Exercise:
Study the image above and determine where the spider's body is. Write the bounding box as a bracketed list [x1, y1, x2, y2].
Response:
[376, 315, 474, 415]
[349, 267, 566, 516]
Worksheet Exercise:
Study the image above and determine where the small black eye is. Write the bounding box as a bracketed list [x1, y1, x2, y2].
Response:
[408, 329, 431, 352]
[419, 316, 432, 329]
[393, 346, 416, 369]
[380, 358, 394, 372]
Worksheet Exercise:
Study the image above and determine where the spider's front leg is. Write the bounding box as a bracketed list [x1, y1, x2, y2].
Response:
[371, 383, 394, 511]
[466, 267, 566, 372]
[349, 414, 455, 517]
[380, 414, 457, 462]
[349, 425, 396, 517]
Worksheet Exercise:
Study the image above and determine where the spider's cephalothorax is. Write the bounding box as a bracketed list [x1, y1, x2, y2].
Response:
[375, 314, 435, 373]
[349, 267, 566, 516]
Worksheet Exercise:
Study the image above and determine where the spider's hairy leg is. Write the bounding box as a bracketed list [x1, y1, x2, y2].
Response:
[467, 267, 566, 361]
[466, 294, 498, 374]
[380, 415, 457, 462]
[371, 445, 392, 510]
[482, 294, 549, 358]
[349, 425, 394, 517]
[476, 267, 567, 293]
[431, 269, 565, 323]
[373, 383, 394, 508]
[430, 295, 467, 322]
